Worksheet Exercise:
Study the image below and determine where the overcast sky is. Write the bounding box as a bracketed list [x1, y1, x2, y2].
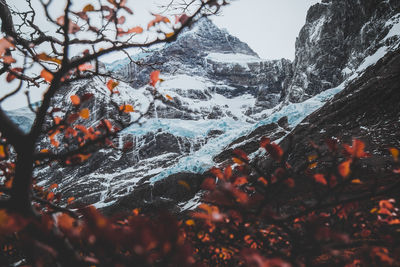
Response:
[212, 0, 320, 60]
[1, 0, 319, 109]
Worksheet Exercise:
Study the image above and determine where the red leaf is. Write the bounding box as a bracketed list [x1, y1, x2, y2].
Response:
[232, 149, 249, 162]
[149, 70, 160, 87]
[78, 63, 93, 71]
[260, 137, 271, 148]
[233, 176, 248, 186]
[81, 93, 94, 102]
[224, 166, 232, 180]
[201, 177, 216, 190]
[338, 159, 352, 178]
[6, 67, 23, 83]
[264, 143, 283, 162]
[67, 113, 80, 124]
[314, 174, 327, 185]
[122, 142, 133, 151]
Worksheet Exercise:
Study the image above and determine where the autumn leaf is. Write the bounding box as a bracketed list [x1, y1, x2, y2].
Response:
[232, 149, 249, 162]
[70, 95, 81, 106]
[0, 38, 15, 56]
[41, 69, 54, 83]
[1, 55, 16, 64]
[233, 176, 248, 186]
[263, 143, 283, 162]
[232, 157, 244, 165]
[389, 148, 399, 162]
[119, 104, 134, 113]
[165, 94, 173, 101]
[67, 113, 80, 124]
[0, 145, 6, 158]
[6, 67, 23, 83]
[107, 79, 119, 92]
[79, 108, 90, 119]
[343, 139, 370, 158]
[175, 14, 189, 25]
[67, 197, 75, 205]
[81, 93, 94, 102]
[147, 14, 171, 29]
[78, 63, 93, 71]
[351, 179, 363, 184]
[82, 4, 95, 12]
[123, 142, 134, 151]
[165, 32, 174, 38]
[260, 137, 271, 148]
[37, 53, 62, 64]
[338, 159, 352, 178]
[47, 192, 55, 201]
[201, 177, 216, 190]
[313, 174, 327, 185]
[185, 219, 195, 226]
[117, 26, 144, 36]
[224, 166, 232, 180]
[49, 183, 58, 190]
[149, 70, 160, 87]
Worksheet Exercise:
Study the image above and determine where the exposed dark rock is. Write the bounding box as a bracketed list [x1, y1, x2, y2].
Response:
[283, 0, 400, 102]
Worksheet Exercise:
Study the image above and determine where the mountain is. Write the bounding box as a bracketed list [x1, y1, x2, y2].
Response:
[10, 1, 400, 214]
[282, 0, 400, 102]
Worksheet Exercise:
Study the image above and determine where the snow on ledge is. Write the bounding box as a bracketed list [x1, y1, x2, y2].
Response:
[206, 53, 262, 64]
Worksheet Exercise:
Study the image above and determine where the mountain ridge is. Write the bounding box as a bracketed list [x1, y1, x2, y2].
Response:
[8, 2, 400, 213]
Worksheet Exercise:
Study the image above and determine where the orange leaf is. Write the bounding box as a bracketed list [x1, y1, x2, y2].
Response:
[233, 149, 249, 162]
[54, 116, 62, 125]
[165, 32, 174, 38]
[119, 104, 134, 113]
[37, 53, 62, 64]
[107, 80, 119, 92]
[1, 55, 16, 64]
[233, 176, 248, 186]
[67, 197, 75, 205]
[47, 192, 55, 201]
[149, 70, 160, 87]
[79, 108, 90, 119]
[314, 174, 327, 185]
[232, 157, 244, 165]
[82, 4, 95, 12]
[49, 183, 58, 190]
[338, 160, 352, 178]
[118, 26, 144, 36]
[147, 14, 171, 29]
[0, 38, 15, 56]
[165, 94, 173, 101]
[0, 145, 5, 158]
[40, 69, 53, 83]
[6, 67, 23, 83]
[389, 148, 399, 162]
[70, 95, 80, 106]
[258, 177, 268, 186]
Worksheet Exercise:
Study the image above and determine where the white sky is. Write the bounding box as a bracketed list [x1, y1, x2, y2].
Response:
[1, 0, 318, 109]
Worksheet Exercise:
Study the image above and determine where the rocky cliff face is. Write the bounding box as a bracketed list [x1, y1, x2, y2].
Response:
[9, 3, 400, 214]
[283, 0, 400, 102]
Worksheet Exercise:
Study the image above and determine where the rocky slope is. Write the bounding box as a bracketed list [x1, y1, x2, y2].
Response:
[7, 1, 400, 213]
[283, 0, 400, 103]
